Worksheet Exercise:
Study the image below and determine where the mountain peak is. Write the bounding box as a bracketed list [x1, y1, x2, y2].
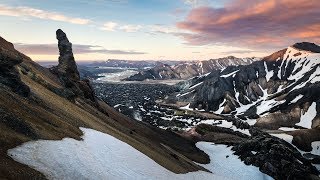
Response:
[292, 42, 320, 53]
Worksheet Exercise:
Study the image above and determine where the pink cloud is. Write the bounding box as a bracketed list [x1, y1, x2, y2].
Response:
[177, 0, 320, 49]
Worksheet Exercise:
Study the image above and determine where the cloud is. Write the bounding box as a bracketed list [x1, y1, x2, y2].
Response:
[182, 0, 209, 7]
[119, 25, 142, 32]
[177, 0, 320, 48]
[100, 22, 142, 33]
[14, 43, 146, 55]
[0, 4, 90, 25]
[100, 22, 118, 31]
[149, 25, 185, 34]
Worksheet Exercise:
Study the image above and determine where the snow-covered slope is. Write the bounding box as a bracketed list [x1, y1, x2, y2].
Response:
[8, 128, 271, 180]
[163, 42, 320, 160]
[168, 42, 320, 125]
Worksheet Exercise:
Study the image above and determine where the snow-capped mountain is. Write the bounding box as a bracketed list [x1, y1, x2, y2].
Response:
[164, 42, 320, 149]
[124, 56, 259, 81]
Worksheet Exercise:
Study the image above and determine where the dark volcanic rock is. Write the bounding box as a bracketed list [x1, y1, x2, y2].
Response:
[293, 42, 320, 53]
[0, 36, 30, 97]
[232, 128, 319, 179]
[51, 29, 95, 101]
[55, 29, 80, 86]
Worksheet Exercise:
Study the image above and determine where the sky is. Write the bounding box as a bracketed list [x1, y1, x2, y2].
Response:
[0, 0, 319, 61]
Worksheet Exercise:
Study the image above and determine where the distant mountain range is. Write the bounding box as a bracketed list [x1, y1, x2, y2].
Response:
[124, 56, 260, 81]
[89, 59, 182, 69]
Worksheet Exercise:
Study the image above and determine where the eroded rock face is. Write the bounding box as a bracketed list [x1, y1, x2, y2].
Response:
[51, 29, 95, 102]
[56, 29, 80, 86]
[0, 36, 30, 97]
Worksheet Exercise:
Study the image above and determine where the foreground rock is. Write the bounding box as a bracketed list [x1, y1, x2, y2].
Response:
[0, 36, 30, 97]
[232, 128, 319, 179]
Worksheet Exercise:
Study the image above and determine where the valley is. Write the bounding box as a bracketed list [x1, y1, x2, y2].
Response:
[1, 29, 320, 180]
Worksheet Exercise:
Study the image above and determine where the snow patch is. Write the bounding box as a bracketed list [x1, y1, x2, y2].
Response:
[290, 95, 303, 104]
[7, 128, 272, 180]
[220, 70, 239, 78]
[270, 133, 293, 143]
[296, 102, 317, 129]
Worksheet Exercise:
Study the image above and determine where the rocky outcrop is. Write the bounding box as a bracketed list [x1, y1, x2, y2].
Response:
[0, 36, 30, 97]
[293, 42, 320, 53]
[51, 29, 95, 101]
[56, 29, 80, 84]
[232, 128, 319, 179]
[125, 56, 259, 81]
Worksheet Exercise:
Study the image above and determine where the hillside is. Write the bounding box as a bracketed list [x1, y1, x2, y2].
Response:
[0, 30, 210, 179]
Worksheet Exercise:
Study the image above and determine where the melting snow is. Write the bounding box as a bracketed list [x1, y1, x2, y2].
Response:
[311, 141, 320, 156]
[214, 99, 226, 114]
[296, 102, 317, 129]
[290, 95, 304, 104]
[270, 133, 293, 143]
[180, 103, 193, 111]
[220, 70, 240, 78]
[189, 82, 203, 89]
[278, 127, 299, 131]
[7, 128, 272, 180]
[264, 62, 274, 82]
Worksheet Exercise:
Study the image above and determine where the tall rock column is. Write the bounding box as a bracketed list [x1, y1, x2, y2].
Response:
[53, 29, 95, 102]
[56, 29, 80, 87]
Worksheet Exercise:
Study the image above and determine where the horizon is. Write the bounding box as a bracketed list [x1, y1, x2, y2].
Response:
[1, 0, 319, 61]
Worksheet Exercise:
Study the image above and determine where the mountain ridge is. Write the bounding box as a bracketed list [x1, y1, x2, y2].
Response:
[124, 56, 259, 81]
[162, 42, 320, 151]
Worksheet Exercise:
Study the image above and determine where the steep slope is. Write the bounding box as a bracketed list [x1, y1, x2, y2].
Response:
[0, 30, 210, 179]
[125, 56, 259, 81]
[164, 42, 320, 150]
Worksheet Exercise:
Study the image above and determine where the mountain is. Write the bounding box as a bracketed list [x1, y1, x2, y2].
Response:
[89, 59, 181, 69]
[124, 56, 259, 81]
[0, 30, 211, 179]
[163, 42, 320, 151]
[1, 29, 320, 179]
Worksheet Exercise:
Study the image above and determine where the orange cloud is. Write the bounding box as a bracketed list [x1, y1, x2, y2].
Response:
[177, 0, 320, 49]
